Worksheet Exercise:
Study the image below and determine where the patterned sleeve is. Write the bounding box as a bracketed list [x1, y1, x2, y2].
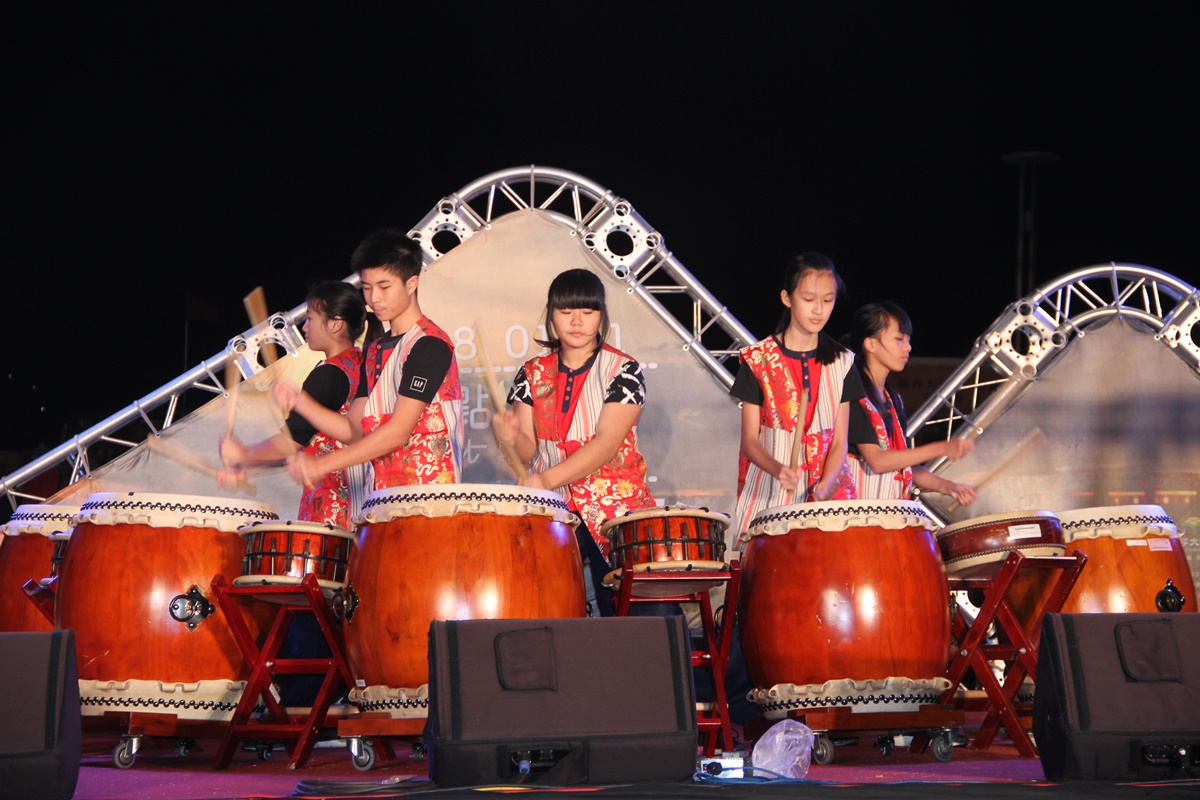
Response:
[507, 365, 533, 406]
[604, 359, 647, 405]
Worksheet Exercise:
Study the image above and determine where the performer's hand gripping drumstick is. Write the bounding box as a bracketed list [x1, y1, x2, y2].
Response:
[946, 426, 1047, 512]
[148, 435, 257, 496]
[475, 327, 529, 481]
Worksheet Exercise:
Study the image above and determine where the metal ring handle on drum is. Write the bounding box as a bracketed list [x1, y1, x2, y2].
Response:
[168, 585, 216, 631]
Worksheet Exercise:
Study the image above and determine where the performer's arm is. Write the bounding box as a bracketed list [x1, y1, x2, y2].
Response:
[913, 466, 978, 505]
[812, 400, 851, 501]
[856, 437, 972, 474]
[739, 402, 802, 492]
[524, 401, 641, 492]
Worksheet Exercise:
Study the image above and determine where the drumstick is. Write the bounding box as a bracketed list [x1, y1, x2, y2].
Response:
[474, 326, 529, 481]
[783, 388, 808, 503]
[243, 286, 277, 365]
[146, 436, 257, 495]
[946, 426, 1047, 512]
[223, 360, 240, 463]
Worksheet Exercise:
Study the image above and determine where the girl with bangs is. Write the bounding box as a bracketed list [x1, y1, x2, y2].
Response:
[493, 268, 654, 616]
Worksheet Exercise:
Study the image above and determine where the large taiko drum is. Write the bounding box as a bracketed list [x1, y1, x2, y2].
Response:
[1055, 504, 1196, 614]
[345, 484, 586, 718]
[738, 499, 951, 718]
[56, 492, 278, 721]
[233, 519, 355, 604]
[0, 504, 78, 633]
[936, 510, 1065, 579]
[600, 506, 730, 597]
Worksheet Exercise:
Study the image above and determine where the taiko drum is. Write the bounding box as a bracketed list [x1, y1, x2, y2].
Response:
[738, 499, 950, 690]
[345, 484, 586, 693]
[0, 504, 78, 633]
[233, 519, 355, 603]
[1055, 504, 1196, 614]
[56, 493, 278, 717]
[936, 510, 1065, 580]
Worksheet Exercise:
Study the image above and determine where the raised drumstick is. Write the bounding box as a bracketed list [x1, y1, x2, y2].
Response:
[474, 327, 528, 481]
[223, 359, 241, 463]
[946, 426, 1047, 512]
[243, 286, 298, 454]
[147, 435, 256, 495]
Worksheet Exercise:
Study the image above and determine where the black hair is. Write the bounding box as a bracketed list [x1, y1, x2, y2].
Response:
[534, 268, 610, 351]
[776, 251, 850, 364]
[351, 228, 424, 346]
[307, 280, 367, 344]
[848, 301, 913, 434]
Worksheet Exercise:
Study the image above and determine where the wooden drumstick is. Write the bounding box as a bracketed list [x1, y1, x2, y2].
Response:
[783, 388, 808, 504]
[243, 286, 277, 365]
[474, 326, 529, 481]
[223, 360, 240, 464]
[146, 436, 257, 495]
[946, 426, 1047, 512]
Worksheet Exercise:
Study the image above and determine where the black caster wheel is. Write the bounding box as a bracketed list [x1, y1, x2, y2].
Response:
[112, 740, 136, 769]
[812, 735, 835, 766]
[410, 741, 426, 762]
[875, 735, 894, 756]
[930, 731, 954, 763]
[352, 740, 377, 771]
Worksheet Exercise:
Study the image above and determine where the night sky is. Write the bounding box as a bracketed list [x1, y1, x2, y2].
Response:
[3, 4, 1197, 453]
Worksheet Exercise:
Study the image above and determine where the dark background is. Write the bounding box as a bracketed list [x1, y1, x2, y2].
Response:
[2, 4, 1196, 455]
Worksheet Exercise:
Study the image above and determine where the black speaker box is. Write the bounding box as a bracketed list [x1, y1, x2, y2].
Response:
[426, 616, 697, 787]
[0, 631, 81, 800]
[1033, 612, 1200, 781]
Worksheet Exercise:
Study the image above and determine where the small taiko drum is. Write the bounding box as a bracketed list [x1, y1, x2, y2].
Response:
[345, 484, 586, 718]
[0, 504, 78, 633]
[56, 492, 278, 721]
[936, 510, 1065, 579]
[738, 499, 951, 718]
[1056, 504, 1196, 614]
[600, 506, 730, 597]
[233, 520, 355, 604]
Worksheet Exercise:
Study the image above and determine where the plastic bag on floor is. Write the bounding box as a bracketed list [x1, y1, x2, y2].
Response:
[750, 718, 814, 779]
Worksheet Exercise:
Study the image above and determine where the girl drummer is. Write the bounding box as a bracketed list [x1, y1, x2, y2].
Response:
[492, 268, 655, 616]
[730, 252, 864, 538]
[219, 281, 366, 528]
[845, 301, 977, 505]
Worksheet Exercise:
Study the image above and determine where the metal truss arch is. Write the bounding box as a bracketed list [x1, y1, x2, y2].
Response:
[908, 263, 1200, 450]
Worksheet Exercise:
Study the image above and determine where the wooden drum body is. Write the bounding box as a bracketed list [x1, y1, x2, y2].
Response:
[233, 519, 355, 603]
[738, 499, 951, 717]
[1056, 504, 1196, 614]
[345, 484, 585, 718]
[600, 506, 730, 596]
[0, 504, 78, 633]
[937, 510, 1064, 579]
[56, 492, 278, 720]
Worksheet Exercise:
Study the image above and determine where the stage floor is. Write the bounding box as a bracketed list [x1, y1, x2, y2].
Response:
[69, 715, 1200, 800]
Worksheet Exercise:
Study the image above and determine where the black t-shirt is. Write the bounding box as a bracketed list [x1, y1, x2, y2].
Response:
[286, 362, 351, 445]
[355, 334, 453, 404]
[730, 339, 865, 408]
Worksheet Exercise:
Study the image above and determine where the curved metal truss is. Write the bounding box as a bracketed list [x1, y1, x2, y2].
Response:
[2, 165, 754, 509]
[909, 263, 1200, 448]
[407, 165, 755, 377]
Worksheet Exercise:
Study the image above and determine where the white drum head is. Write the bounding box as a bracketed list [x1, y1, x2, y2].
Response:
[599, 505, 730, 537]
[75, 492, 278, 533]
[1, 504, 80, 537]
[745, 499, 934, 539]
[355, 483, 579, 526]
[1057, 504, 1177, 542]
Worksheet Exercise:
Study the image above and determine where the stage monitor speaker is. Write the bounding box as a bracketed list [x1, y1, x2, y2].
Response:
[1033, 612, 1200, 781]
[426, 616, 697, 787]
[0, 630, 81, 800]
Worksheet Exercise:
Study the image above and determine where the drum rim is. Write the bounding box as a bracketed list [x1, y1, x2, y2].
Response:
[598, 505, 730, 533]
[936, 510, 1060, 537]
[2, 504, 82, 537]
[237, 519, 355, 539]
[356, 484, 578, 525]
[942, 543, 1067, 571]
[1056, 503, 1173, 525]
[74, 491, 278, 531]
[747, 499, 934, 536]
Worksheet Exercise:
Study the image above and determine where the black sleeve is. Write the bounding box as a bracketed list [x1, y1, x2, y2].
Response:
[604, 360, 646, 405]
[507, 365, 533, 407]
[287, 363, 350, 445]
[841, 366, 866, 404]
[730, 361, 764, 405]
[397, 337, 453, 403]
[354, 339, 375, 399]
[847, 396, 877, 448]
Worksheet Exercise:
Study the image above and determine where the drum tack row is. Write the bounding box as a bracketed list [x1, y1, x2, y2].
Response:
[1, 492, 1195, 769]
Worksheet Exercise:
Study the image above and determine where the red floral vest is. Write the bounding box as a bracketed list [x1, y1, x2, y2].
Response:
[846, 393, 914, 501]
[361, 317, 463, 489]
[297, 347, 364, 528]
[526, 345, 654, 555]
